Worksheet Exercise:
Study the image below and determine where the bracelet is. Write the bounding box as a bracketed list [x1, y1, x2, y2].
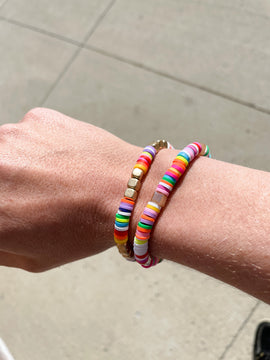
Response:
[133, 142, 211, 268]
[114, 140, 174, 261]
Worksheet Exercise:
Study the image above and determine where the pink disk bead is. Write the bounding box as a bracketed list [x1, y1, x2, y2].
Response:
[171, 164, 185, 174]
[142, 257, 153, 268]
[140, 218, 154, 226]
[156, 185, 170, 197]
[182, 147, 194, 161]
[136, 231, 150, 239]
[139, 256, 150, 265]
[193, 142, 202, 152]
[159, 181, 173, 192]
[187, 144, 198, 156]
[143, 207, 159, 219]
[165, 170, 179, 181]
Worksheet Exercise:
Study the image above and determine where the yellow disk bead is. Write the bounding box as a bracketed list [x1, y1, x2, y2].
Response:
[175, 155, 188, 166]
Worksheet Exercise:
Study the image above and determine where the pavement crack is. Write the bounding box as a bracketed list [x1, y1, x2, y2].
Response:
[218, 301, 260, 360]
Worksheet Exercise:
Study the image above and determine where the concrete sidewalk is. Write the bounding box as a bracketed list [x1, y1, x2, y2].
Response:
[0, 1, 270, 359]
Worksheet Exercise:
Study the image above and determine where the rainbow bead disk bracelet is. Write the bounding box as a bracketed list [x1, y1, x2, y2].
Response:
[114, 140, 174, 261]
[133, 142, 211, 268]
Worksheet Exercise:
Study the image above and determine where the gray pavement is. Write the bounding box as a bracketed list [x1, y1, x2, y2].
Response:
[0, 1, 270, 359]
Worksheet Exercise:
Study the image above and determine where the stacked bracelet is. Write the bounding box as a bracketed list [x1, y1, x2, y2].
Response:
[133, 142, 211, 268]
[114, 140, 174, 261]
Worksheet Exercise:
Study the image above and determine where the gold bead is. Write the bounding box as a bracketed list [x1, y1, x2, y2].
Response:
[152, 140, 160, 150]
[127, 178, 141, 191]
[152, 139, 168, 151]
[117, 243, 134, 258]
[158, 139, 168, 149]
[117, 244, 129, 256]
[132, 168, 144, 180]
[125, 188, 137, 200]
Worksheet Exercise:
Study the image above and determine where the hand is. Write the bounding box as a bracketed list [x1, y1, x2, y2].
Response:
[0, 108, 139, 272]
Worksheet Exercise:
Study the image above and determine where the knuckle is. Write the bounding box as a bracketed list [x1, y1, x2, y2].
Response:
[20, 107, 46, 123]
[0, 123, 20, 137]
[20, 107, 65, 127]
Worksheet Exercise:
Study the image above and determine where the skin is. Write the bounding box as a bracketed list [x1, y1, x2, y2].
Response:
[0, 108, 270, 304]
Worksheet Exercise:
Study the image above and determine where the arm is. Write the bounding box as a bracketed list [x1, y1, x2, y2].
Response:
[133, 150, 270, 304]
[1, 108, 269, 304]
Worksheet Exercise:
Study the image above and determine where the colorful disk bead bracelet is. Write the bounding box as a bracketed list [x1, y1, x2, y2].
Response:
[133, 142, 211, 268]
[114, 140, 174, 261]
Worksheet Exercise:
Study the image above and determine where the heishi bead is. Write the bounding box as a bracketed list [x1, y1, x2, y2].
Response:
[127, 178, 141, 191]
[181, 149, 191, 161]
[135, 245, 149, 253]
[183, 147, 195, 161]
[138, 154, 152, 165]
[115, 214, 130, 222]
[151, 191, 168, 208]
[136, 230, 150, 239]
[137, 157, 150, 167]
[147, 201, 161, 213]
[115, 221, 129, 228]
[169, 167, 181, 177]
[143, 207, 159, 219]
[134, 163, 148, 174]
[177, 151, 190, 162]
[118, 210, 132, 216]
[134, 245, 148, 257]
[157, 183, 170, 193]
[193, 142, 202, 152]
[187, 144, 199, 156]
[175, 155, 188, 166]
[114, 231, 128, 238]
[114, 233, 128, 240]
[144, 145, 156, 157]
[165, 170, 179, 182]
[156, 185, 170, 197]
[115, 237, 128, 245]
[159, 180, 173, 192]
[136, 254, 149, 262]
[135, 238, 148, 245]
[115, 224, 129, 231]
[162, 174, 176, 186]
[186, 145, 196, 156]
[120, 197, 135, 205]
[172, 158, 186, 168]
[142, 151, 153, 162]
[141, 213, 155, 223]
[171, 164, 185, 174]
[140, 219, 154, 227]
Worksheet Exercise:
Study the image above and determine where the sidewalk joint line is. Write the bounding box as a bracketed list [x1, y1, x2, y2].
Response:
[0, 15, 84, 47]
[218, 301, 260, 360]
[84, 43, 270, 117]
[1, 9, 270, 116]
[39, 0, 117, 105]
[82, 0, 116, 43]
[0, 0, 9, 11]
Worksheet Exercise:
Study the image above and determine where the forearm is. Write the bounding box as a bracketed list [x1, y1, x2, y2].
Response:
[111, 146, 270, 303]
[2, 108, 269, 304]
